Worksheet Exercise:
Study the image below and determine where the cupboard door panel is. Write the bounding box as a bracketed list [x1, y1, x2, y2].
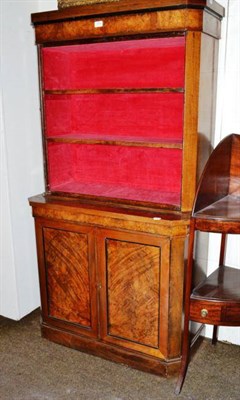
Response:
[36, 222, 98, 337]
[98, 230, 170, 358]
[43, 227, 90, 326]
[107, 239, 160, 348]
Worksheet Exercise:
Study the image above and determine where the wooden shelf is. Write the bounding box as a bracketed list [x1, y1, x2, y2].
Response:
[47, 134, 183, 149]
[189, 265, 240, 326]
[194, 194, 240, 221]
[49, 181, 181, 207]
[44, 88, 184, 95]
[192, 266, 240, 302]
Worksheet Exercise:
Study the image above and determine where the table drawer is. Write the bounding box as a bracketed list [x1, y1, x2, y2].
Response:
[190, 299, 240, 325]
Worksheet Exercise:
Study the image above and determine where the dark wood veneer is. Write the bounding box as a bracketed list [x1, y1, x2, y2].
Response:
[31, 0, 224, 25]
[176, 134, 240, 394]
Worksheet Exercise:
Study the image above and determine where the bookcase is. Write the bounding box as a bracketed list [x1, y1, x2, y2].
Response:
[29, 0, 224, 377]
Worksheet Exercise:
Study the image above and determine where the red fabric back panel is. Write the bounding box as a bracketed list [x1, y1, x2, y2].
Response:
[47, 143, 182, 202]
[47, 143, 75, 187]
[42, 37, 185, 90]
[43, 36, 185, 205]
[45, 93, 183, 140]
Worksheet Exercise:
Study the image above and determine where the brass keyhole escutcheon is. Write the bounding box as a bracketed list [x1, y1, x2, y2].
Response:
[201, 308, 208, 318]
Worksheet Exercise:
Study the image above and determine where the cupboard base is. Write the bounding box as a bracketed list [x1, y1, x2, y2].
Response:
[41, 322, 181, 377]
[30, 194, 188, 379]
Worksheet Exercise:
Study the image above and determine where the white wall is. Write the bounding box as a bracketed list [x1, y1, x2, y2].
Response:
[205, 0, 240, 345]
[0, 0, 57, 319]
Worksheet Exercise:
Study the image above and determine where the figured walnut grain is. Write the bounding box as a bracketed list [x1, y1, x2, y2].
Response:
[44, 227, 91, 326]
[106, 239, 160, 347]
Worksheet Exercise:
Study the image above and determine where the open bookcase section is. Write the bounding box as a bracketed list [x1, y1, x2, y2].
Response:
[44, 93, 184, 140]
[47, 143, 182, 206]
[41, 35, 187, 206]
[42, 36, 185, 208]
[42, 36, 185, 90]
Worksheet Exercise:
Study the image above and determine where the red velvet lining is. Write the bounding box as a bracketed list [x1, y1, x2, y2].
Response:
[45, 93, 183, 140]
[43, 36, 185, 205]
[42, 37, 185, 90]
[47, 143, 182, 204]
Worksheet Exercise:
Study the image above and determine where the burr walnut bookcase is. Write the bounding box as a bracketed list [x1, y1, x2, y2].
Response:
[29, 0, 224, 377]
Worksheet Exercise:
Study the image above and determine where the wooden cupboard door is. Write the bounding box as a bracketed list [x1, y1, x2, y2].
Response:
[35, 219, 98, 337]
[97, 230, 170, 358]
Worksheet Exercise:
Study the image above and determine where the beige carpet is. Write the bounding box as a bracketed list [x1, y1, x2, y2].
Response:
[0, 309, 239, 400]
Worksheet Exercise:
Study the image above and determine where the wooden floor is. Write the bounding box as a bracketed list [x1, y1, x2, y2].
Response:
[0, 309, 240, 400]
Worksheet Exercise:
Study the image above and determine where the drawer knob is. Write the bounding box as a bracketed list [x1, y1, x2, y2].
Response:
[201, 308, 208, 318]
